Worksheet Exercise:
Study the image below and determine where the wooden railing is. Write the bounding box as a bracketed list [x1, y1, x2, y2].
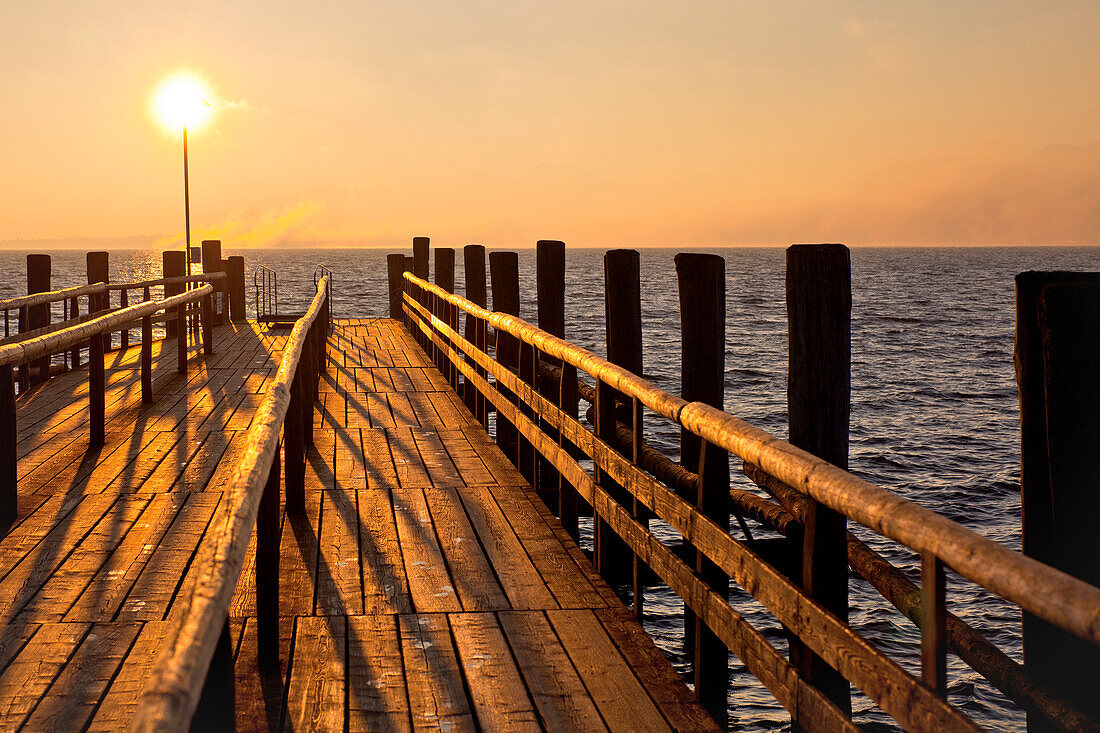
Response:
[129, 273, 330, 733]
[397, 262, 1100, 732]
[0, 272, 227, 530]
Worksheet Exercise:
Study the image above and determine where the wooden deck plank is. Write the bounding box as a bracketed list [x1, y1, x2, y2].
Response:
[286, 616, 345, 733]
[398, 613, 476, 732]
[425, 488, 509, 611]
[392, 489, 461, 613]
[548, 608, 673, 733]
[449, 612, 541, 731]
[347, 614, 412, 733]
[21, 621, 141, 731]
[498, 610, 610, 732]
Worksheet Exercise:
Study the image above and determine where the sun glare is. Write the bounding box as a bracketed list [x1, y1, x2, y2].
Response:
[152, 73, 212, 133]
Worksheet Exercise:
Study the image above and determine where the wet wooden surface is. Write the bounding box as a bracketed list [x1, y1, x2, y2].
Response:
[0, 318, 716, 732]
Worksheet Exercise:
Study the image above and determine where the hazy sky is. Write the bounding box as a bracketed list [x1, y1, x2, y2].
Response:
[2, 1, 1098, 248]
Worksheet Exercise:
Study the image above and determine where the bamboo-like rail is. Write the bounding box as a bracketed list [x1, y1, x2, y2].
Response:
[400, 270, 1100, 732]
[129, 274, 330, 733]
[0, 272, 225, 312]
[0, 284, 213, 367]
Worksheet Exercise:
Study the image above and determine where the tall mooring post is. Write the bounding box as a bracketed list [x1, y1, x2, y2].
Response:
[536, 240, 576, 533]
[163, 250, 186, 340]
[597, 249, 642, 586]
[1016, 272, 1100, 729]
[387, 254, 409, 323]
[463, 245, 489, 428]
[675, 252, 730, 726]
[201, 239, 224, 325]
[27, 254, 51, 384]
[434, 248, 457, 389]
[786, 243, 852, 719]
[489, 252, 521, 464]
[226, 255, 246, 322]
[87, 251, 110, 351]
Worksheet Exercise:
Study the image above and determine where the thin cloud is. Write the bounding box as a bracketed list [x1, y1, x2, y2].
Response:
[844, 17, 906, 66]
[153, 201, 323, 249]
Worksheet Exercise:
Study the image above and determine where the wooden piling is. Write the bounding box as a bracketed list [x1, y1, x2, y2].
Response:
[786, 243, 852, 718]
[599, 249, 643, 586]
[434, 248, 458, 389]
[387, 254, 407, 322]
[27, 254, 51, 384]
[489, 252, 521, 463]
[163, 250, 186, 339]
[412, 237, 430, 280]
[675, 252, 729, 725]
[463, 245, 488, 426]
[536, 240, 568, 515]
[201, 240, 224, 325]
[87, 251, 110, 351]
[1016, 273, 1100, 727]
[227, 256, 246, 322]
[0, 365, 15, 531]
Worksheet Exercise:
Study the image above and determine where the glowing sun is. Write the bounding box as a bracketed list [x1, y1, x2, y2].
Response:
[151, 72, 212, 133]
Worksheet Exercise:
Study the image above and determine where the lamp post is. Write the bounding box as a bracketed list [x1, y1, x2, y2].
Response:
[184, 125, 192, 276]
[152, 73, 212, 276]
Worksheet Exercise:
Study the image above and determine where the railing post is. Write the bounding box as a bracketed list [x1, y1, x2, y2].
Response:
[227, 256, 246, 323]
[598, 249, 642, 587]
[87, 251, 111, 351]
[191, 618, 235, 731]
[120, 289, 129, 351]
[786, 243, 852, 718]
[202, 292, 214, 357]
[1016, 273, 1100, 728]
[27, 254, 51, 385]
[285, 371, 305, 514]
[68, 296, 80, 368]
[201, 240, 224, 326]
[303, 325, 316, 447]
[463, 245, 488, 427]
[257, 445, 281, 668]
[89, 331, 105, 448]
[177, 295, 187, 376]
[489, 252, 521, 465]
[163, 250, 186, 339]
[675, 252, 729, 726]
[141, 287, 153, 404]
[0, 364, 15, 532]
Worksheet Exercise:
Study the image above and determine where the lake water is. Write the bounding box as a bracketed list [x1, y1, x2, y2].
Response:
[4, 245, 1098, 731]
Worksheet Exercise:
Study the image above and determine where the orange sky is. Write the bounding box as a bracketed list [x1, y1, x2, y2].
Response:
[2, 2, 1099, 249]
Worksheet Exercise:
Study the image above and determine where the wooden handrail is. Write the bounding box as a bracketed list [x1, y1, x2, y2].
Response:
[0, 284, 213, 368]
[129, 274, 330, 733]
[0, 272, 225, 311]
[403, 271, 1100, 650]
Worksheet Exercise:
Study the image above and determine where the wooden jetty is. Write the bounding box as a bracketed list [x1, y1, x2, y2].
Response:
[0, 241, 1097, 732]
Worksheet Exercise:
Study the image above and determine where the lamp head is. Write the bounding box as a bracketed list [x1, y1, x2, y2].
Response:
[152, 72, 212, 134]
